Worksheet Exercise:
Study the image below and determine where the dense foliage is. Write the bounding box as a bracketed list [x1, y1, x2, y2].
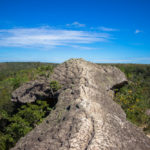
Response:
[0, 100, 52, 150]
[114, 64, 150, 133]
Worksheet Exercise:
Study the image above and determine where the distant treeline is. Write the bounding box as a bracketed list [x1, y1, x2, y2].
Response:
[0, 62, 58, 81]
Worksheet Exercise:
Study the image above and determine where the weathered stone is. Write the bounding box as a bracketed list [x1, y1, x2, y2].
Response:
[11, 59, 150, 150]
[146, 109, 150, 116]
[11, 77, 53, 103]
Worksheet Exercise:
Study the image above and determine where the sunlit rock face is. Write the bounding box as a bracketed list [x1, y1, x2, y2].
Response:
[11, 59, 150, 150]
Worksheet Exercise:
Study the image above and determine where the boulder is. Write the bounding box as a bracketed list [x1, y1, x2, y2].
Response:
[11, 77, 53, 103]
[11, 59, 150, 150]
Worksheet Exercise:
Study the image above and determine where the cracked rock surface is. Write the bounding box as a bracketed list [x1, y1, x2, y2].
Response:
[11, 59, 150, 150]
[11, 77, 51, 103]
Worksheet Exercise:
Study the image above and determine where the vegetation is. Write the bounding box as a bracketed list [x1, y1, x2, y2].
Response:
[0, 62, 57, 81]
[113, 64, 150, 133]
[0, 63, 55, 113]
[0, 62, 59, 150]
[50, 80, 61, 92]
[0, 100, 52, 150]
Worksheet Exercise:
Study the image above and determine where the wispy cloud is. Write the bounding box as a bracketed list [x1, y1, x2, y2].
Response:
[135, 29, 142, 34]
[0, 27, 111, 49]
[66, 21, 86, 27]
[71, 45, 98, 50]
[98, 26, 119, 32]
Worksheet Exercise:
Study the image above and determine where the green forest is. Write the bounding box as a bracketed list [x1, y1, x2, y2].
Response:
[0, 62, 150, 150]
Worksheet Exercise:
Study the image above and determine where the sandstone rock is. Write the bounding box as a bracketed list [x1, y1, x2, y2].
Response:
[11, 59, 150, 150]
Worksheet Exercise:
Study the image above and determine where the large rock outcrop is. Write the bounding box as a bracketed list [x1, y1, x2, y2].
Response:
[11, 59, 150, 150]
[11, 77, 51, 103]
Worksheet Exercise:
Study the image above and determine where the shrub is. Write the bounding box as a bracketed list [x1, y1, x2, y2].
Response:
[0, 100, 52, 149]
[50, 81, 61, 92]
[114, 64, 150, 133]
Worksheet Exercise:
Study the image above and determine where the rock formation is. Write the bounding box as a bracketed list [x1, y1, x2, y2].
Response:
[11, 59, 150, 150]
[11, 77, 54, 103]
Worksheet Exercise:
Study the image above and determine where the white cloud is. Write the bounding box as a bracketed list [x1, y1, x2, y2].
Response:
[0, 27, 110, 49]
[98, 26, 118, 32]
[135, 29, 142, 34]
[66, 21, 86, 27]
[71, 45, 98, 50]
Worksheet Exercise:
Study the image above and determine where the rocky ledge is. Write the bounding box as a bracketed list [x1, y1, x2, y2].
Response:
[11, 59, 150, 150]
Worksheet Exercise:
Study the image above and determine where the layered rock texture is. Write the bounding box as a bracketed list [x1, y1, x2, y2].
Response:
[11, 59, 150, 150]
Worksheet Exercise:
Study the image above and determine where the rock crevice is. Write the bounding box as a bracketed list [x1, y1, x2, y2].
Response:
[11, 59, 150, 150]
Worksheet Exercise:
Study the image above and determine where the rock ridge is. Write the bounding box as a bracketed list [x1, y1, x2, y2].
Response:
[11, 59, 150, 150]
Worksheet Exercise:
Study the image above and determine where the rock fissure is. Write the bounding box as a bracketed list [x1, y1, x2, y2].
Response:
[84, 117, 95, 150]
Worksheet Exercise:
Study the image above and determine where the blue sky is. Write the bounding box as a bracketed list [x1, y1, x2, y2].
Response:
[0, 0, 150, 63]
